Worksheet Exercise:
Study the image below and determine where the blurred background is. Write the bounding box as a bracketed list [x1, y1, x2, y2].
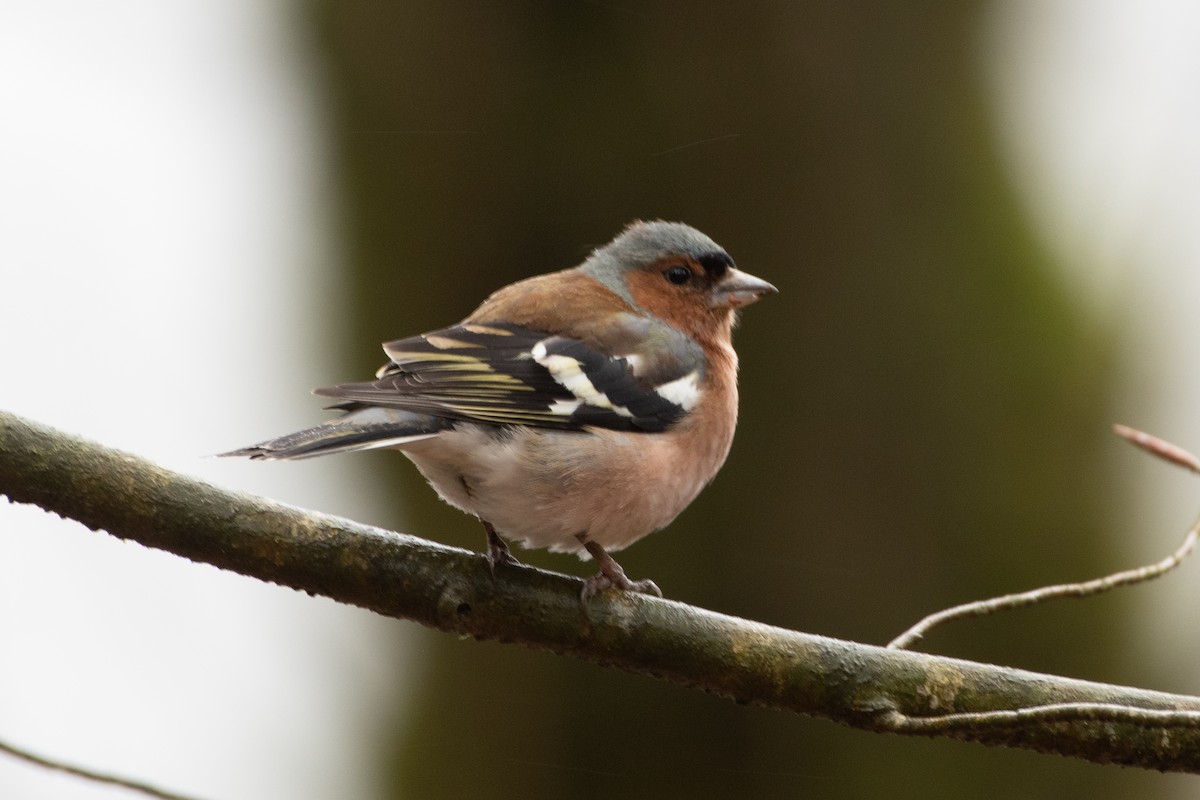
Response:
[2, 1, 1199, 797]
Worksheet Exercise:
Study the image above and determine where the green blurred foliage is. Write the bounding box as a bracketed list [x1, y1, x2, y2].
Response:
[303, 2, 1181, 797]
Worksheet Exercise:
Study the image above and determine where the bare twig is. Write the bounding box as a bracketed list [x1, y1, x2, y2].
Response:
[879, 702, 1200, 734]
[0, 737, 200, 800]
[6, 409, 1200, 773]
[887, 523, 1199, 650]
[888, 425, 1200, 651]
[1113, 423, 1200, 474]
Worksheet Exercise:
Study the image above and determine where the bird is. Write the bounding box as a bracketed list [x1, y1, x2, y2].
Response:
[223, 220, 776, 601]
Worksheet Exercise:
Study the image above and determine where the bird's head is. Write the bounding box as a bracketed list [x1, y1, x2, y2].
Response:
[581, 220, 777, 342]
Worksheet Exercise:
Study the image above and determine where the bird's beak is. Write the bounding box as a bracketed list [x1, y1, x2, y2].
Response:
[710, 267, 778, 309]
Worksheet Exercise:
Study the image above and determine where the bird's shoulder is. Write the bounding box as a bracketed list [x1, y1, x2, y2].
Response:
[466, 268, 627, 336]
[464, 267, 708, 380]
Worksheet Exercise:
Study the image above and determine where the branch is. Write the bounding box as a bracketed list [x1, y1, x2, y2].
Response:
[0, 737, 198, 800]
[4, 409, 1200, 773]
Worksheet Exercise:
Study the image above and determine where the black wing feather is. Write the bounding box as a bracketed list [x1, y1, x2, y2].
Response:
[315, 322, 692, 433]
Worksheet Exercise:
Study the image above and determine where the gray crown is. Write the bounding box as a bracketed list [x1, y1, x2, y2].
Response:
[581, 221, 729, 305]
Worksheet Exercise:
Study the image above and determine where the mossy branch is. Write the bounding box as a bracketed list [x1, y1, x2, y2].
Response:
[4, 409, 1200, 774]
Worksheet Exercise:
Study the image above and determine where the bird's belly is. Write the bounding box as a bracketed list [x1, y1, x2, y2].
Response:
[398, 423, 729, 556]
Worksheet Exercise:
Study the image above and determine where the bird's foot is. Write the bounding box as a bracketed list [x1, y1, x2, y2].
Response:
[580, 573, 663, 603]
[483, 521, 520, 576]
[575, 533, 662, 603]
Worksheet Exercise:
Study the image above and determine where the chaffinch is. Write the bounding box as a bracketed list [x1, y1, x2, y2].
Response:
[225, 221, 776, 600]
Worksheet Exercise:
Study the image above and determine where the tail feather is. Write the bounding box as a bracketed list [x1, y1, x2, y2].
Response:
[221, 407, 445, 460]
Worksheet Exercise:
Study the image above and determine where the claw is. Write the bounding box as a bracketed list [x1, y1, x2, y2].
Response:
[581, 573, 662, 603]
[575, 533, 661, 604]
[483, 521, 520, 575]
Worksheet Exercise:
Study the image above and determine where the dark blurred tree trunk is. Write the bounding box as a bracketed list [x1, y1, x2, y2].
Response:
[307, 3, 1132, 797]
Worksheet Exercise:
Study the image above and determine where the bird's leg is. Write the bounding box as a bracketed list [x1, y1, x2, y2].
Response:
[575, 533, 662, 602]
[482, 520, 520, 574]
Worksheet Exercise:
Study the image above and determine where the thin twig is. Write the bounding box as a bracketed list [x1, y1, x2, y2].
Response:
[888, 523, 1199, 650]
[0, 737, 201, 800]
[880, 702, 1200, 734]
[888, 425, 1200, 650]
[1113, 424, 1200, 474]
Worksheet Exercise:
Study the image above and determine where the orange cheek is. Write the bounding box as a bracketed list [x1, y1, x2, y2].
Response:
[626, 271, 712, 336]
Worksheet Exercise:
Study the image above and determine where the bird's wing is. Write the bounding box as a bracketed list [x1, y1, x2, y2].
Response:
[314, 321, 704, 433]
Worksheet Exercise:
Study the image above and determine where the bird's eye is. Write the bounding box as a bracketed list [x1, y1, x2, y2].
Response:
[665, 265, 691, 285]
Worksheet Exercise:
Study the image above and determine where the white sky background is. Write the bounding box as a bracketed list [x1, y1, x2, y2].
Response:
[0, 2, 410, 799]
[1, 1, 1199, 798]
